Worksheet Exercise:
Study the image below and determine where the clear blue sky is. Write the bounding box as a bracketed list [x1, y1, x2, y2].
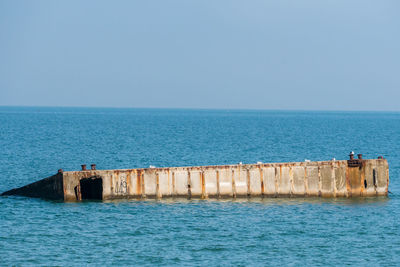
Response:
[0, 0, 399, 110]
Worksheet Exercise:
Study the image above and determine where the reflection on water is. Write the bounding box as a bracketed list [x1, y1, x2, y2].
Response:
[101, 196, 391, 206]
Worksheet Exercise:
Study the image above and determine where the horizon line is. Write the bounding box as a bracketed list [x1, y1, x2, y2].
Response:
[0, 104, 399, 113]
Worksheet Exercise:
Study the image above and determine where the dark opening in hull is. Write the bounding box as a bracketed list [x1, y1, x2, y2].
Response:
[80, 177, 103, 200]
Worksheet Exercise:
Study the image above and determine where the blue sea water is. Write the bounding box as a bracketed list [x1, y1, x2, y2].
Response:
[0, 107, 399, 266]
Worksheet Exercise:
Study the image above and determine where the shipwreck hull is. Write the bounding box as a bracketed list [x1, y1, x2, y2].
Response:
[1, 157, 389, 201]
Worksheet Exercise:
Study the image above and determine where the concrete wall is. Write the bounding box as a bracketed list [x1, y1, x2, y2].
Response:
[1, 173, 64, 200]
[61, 159, 389, 201]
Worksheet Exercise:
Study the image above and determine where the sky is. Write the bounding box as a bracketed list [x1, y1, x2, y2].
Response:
[0, 0, 399, 111]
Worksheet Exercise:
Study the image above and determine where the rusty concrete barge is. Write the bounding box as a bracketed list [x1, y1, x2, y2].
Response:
[1, 154, 389, 201]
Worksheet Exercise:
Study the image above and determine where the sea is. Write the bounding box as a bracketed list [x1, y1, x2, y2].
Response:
[0, 107, 399, 266]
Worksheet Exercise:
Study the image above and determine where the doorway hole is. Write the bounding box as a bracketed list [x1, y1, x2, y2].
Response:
[80, 176, 103, 200]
